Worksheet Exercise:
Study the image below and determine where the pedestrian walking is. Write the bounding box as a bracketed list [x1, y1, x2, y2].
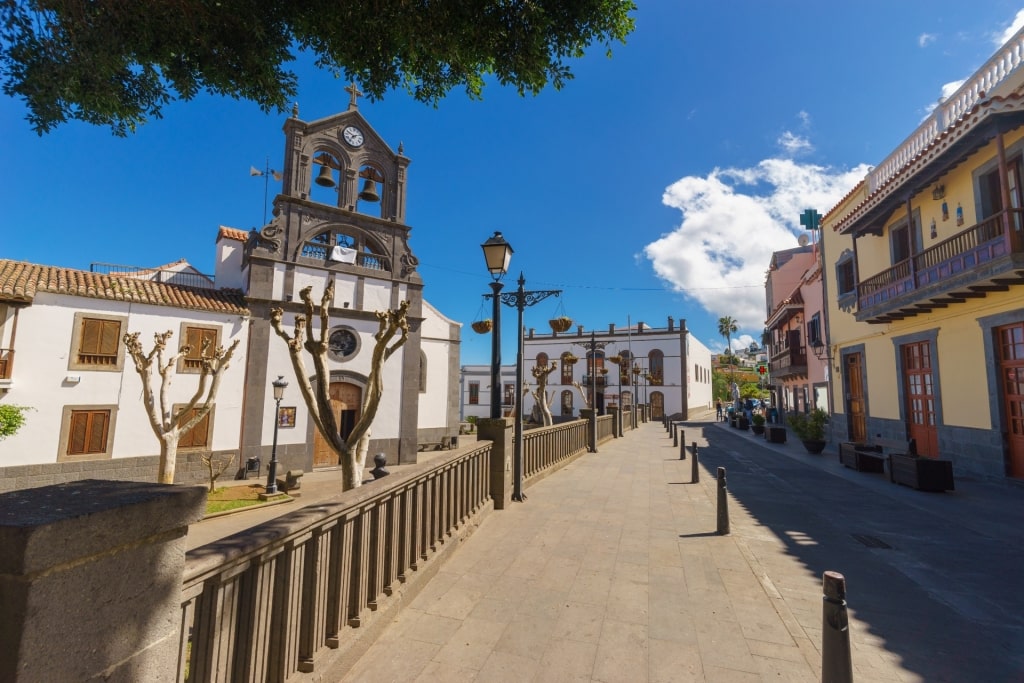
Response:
[716, 399, 723, 421]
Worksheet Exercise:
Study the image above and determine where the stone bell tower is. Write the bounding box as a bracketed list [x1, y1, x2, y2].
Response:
[241, 86, 425, 469]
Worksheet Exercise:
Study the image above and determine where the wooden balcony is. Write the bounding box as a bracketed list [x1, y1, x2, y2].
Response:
[769, 345, 807, 379]
[856, 209, 1024, 323]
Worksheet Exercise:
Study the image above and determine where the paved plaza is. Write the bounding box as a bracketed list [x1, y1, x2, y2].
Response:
[189, 416, 1024, 682]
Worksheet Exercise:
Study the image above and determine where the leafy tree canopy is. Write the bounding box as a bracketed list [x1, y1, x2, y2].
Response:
[2, 0, 636, 135]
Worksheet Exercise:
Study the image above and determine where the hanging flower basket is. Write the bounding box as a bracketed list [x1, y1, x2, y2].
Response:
[563, 353, 579, 365]
[471, 319, 493, 334]
[600, 367, 609, 375]
[608, 354, 623, 365]
[549, 316, 573, 333]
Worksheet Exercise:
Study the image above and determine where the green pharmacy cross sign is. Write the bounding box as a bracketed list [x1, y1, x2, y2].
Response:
[799, 209, 821, 231]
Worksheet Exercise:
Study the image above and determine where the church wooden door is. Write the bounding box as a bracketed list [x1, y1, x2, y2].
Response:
[313, 382, 362, 468]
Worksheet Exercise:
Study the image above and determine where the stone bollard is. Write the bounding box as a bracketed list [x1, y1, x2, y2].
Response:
[821, 571, 854, 683]
[691, 441, 699, 483]
[371, 452, 390, 479]
[716, 467, 730, 535]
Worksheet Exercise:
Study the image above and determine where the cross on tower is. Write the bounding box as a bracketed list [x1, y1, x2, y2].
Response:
[345, 82, 363, 110]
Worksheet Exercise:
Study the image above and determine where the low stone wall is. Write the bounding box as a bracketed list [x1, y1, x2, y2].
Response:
[0, 450, 237, 493]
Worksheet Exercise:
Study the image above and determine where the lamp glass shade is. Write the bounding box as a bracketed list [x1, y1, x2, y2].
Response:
[481, 231, 513, 278]
[272, 375, 288, 400]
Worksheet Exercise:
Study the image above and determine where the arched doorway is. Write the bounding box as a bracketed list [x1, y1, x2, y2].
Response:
[650, 391, 665, 419]
[313, 381, 362, 467]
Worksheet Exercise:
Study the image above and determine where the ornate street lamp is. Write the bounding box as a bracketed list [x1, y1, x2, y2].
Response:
[265, 375, 288, 495]
[481, 232, 513, 419]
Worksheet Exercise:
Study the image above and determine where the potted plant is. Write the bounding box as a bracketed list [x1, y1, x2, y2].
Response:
[787, 408, 829, 454]
[471, 319, 493, 334]
[751, 413, 766, 435]
[549, 316, 573, 333]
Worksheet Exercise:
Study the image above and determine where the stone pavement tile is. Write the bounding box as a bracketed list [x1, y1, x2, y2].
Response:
[567, 569, 614, 606]
[592, 619, 650, 683]
[612, 559, 649, 584]
[752, 654, 817, 681]
[514, 585, 567, 621]
[534, 638, 597, 683]
[745, 638, 806, 663]
[340, 635, 438, 682]
[648, 598, 699, 644]
[398, 608, 464, 646]
[695, 624, 758, 674]
[431, 617, 507, 670]
[477, 650, 541, 682]
[605, 577, 649, 625]
[649, 637, 704, 683]
[468, 596, 516, 624]
[535, 556, 582, 593]
[413, 659, 478, 683]
[407, 569, 460, 610]
[551, 600, 606, 644]
[494, 615, 556, 659]
[582, 549, 619, 573]
[702, 664, 762, 682]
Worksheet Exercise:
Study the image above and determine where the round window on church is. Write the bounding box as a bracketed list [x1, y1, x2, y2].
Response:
[327, 327, 360, 361]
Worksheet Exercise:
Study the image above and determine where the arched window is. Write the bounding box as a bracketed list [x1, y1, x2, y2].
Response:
[536, 352, 549, 368]
[561, 389, 574, 416]
[560, 352, 574, 384]
[649, 349, 664, 385]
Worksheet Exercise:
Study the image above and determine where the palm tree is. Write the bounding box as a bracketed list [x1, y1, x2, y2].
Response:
[718, 316, 738, 400]
[718, 316, 738, 355]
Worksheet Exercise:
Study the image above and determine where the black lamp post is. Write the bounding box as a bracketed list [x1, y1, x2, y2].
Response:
[481, 232, 513, 419]
[265, 375, 288, 495]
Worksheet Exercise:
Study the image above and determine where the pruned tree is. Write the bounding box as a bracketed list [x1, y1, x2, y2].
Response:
[270, 282, 409, 491]
[124, 330, 240, 485]
[201, 453, 234, 492]
[572, 381, 591, 409]
[2, 0, 636, 135]
[529, 361, 558, 426]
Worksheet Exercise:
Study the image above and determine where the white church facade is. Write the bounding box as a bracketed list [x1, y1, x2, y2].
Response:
[0, 97, 461, 491]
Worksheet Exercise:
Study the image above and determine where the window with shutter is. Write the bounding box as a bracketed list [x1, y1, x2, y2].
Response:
[67, 409, 110, 455]
[183, 327, 218, 370]
[178, 407, 212, 449]
[78, 318, 120, 365]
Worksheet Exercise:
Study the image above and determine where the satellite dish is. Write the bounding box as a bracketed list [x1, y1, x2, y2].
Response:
[798, 234, 809, 247]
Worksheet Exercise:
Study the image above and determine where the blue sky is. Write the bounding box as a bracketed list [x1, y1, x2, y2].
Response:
[3, 3, 1024, 365]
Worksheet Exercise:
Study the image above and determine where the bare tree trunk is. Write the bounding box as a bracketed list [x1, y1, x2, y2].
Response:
[124, 330, 239, 485]
[271, 287, 409, 492]
[531, 362, 557, 426]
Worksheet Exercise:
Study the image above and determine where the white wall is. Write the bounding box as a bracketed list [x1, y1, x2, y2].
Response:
[0, 293, 250, 466]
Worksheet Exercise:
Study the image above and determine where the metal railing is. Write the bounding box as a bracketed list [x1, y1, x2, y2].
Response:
[857, 209, 1024, 312]
[90, 263, 216, 290]
[300, 242, 390, 271]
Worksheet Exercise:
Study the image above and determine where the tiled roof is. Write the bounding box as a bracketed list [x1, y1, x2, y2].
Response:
[218, 226, 249, 242]
[0, 259, 249, 315]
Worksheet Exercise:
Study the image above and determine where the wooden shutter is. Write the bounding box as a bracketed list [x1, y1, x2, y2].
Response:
[79, 319, 120, 365]
[184, 327, 217, 369]
[68, 410, 109, 455]
[179, 408, 210, 448]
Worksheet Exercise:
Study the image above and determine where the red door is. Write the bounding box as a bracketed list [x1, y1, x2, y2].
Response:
[996, 322, 1024, 478]
[844, 353, 867, 443]
[902, 341, 938, 457]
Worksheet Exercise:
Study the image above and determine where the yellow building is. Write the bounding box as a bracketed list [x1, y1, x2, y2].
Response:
[821, 29, 1024, 481]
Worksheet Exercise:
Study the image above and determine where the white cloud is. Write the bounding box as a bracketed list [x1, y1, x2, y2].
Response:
[778, 131, 813, 156]
[919, 33, 937, 48]
[922, 79, 967, 120]
[645, 157, 870, 336]
[995, 9, 1024, 47]
[797, 111, 811, 128]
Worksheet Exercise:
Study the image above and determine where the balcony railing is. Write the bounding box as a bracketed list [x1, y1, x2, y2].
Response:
[580, 374, 608, 386]
[0, 348, 11, 379]
[300, 241, 389, 271]
[90, 263, 217, 290]
[857, 209, 1024, 321]
[769, 345, 807, 377]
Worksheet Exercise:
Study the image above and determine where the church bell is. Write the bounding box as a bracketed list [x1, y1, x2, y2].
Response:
[358, 178, 380, 202]
[315, 164, 336, 188]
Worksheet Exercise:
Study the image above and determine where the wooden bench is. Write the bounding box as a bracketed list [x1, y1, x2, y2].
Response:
[838, 442, 886, 473]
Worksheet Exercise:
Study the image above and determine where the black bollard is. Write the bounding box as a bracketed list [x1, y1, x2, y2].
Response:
[691, 441, 699, 483]
[673, 426, 679, 447]
[716, 467, 730, 535]
[371, 452, 390, 480]
[679, 437, 686, 460]
[821, 571, 853, 683]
